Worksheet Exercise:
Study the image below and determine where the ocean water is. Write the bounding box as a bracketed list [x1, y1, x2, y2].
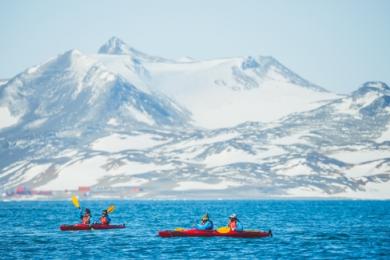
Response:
[0, 200, 389, 259]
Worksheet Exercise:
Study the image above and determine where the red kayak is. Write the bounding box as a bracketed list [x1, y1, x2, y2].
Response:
[159, 229, 272, 238]
[60, 224, 126, 231]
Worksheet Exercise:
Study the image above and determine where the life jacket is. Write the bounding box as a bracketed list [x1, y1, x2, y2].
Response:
[205, 220, 213, 230]
[82, 214, 91, 224]
[196, 220, 213, 230]
[100, 216, 109, 225]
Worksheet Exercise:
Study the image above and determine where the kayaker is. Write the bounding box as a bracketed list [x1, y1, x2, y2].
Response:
[79, 208, 92, 224]
[100, 209, 111, 225]
[195, 213, 213, 230]
[227, 213, 243, 231]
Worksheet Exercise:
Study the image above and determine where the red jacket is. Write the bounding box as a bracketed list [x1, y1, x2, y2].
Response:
[100, 215, 111, 225]
[82, 214, 91, 224]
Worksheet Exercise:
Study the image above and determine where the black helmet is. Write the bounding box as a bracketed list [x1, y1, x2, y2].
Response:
[85, 208, 91, 213]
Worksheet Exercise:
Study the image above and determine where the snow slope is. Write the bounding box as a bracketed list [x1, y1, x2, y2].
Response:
[97, 37, 338, 128]
[146, 60, 337, 128]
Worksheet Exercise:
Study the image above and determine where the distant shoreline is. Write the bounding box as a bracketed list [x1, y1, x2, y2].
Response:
[2, 197, 389, 202]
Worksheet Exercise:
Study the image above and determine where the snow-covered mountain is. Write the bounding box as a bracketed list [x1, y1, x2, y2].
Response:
[0, 37, 337, 131]
[0, 48, 190, 133]
[96, 37, 337, 128]
[0, 37, 389, 199]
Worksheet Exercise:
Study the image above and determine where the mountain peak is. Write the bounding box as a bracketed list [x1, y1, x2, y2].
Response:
[42, 49, 86, 71]
[98, 36, 132, 55]
[353, 81, 390, 97]
[240, 55, 328, 92]
[63, 49, 83, 58]
[361, 81, 389, 91]
[97, 37, 171, 63]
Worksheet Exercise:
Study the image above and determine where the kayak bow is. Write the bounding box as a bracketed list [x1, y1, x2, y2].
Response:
[159, 229, 272, 238]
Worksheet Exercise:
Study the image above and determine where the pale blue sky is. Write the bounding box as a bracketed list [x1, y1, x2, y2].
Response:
[0, 0, 389, 93]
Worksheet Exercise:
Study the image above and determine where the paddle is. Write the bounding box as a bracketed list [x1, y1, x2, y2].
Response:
[71, 195, 80, 209]
[217, 226, 230, 234]
[107, 204, 115, 214]
[175, 227, 185, 231]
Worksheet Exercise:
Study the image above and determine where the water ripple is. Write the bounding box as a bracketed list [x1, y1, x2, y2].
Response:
[0, 200, 389, 259]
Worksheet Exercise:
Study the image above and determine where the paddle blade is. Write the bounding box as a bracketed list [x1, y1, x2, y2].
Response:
[175, 228, 185, 231]
[71, 195, 80, 208]
[217, 226, 230, 233]
[107, 205, 115, 213]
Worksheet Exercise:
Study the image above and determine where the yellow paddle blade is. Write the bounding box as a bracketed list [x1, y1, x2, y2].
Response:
[217, 226, 230, 233]
[175, 228, 185, 231]
[71, 195, 80, 208]
[107, 205, 115, 213]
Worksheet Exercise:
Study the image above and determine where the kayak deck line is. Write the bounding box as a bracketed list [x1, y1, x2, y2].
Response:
[158, 229, 272, 238]
[60, 224, 126, 231]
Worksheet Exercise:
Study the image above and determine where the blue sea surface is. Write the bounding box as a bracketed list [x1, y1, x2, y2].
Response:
[0, 200, 389, 259]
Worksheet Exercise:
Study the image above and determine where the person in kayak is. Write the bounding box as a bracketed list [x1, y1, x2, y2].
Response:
[100, 209, 111, 225]
[195, 213, 213, 230]
[227, 214, 243, 231]
[80, 208, 92, 224]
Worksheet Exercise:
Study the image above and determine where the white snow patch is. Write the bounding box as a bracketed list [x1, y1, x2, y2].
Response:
[99, 71, 115, 81]
[333, 99, 358, 116]
[173, 180, 241, 191]
[344, 160, 389, 178]
[356, 91, 382, 108]
[111, 178, 149, 187]
[56, 130, 82, 138]
[330, 149, 390, 164]
[22, 164, 51, 183]
[24, 118, 47, 129]
[276, 161, 315, 177]
[283, 165, 314, 177]
[0, 79, 8, 85]
[335, 181, 390, 199]
[272, 133, 308, 145]
[26, 66, 39, 74]
[125, 105, 154, 125]
[55, 149, 79, 158]
[93, 54, 152, 94]
[0, 161, 29, 186]
[37, 155, 172, 191]
[176, 56, 196, 63]
[285, 186, 328, 197]
[256, 146, 286, 159]
[203, 148, 257, 167]
[377, 126, 390, 143]
[176, 132, 240, 149]
[38, 156, 108, 190]
[0, 106, 20, 129]
[91, 133, 165, 152]
[113, 161, 173, 176]
[107, 118, 119, 126]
